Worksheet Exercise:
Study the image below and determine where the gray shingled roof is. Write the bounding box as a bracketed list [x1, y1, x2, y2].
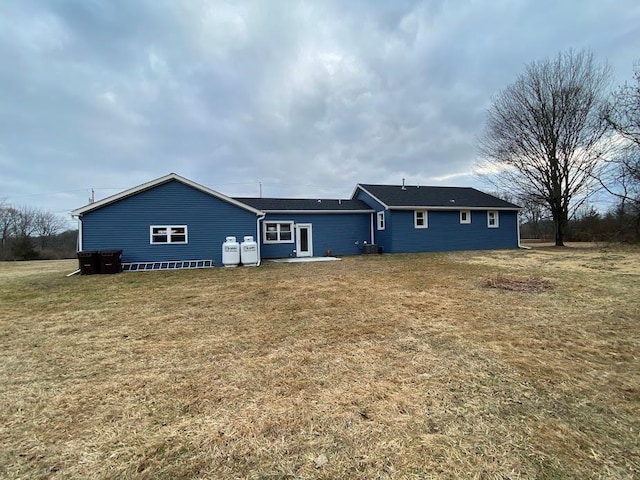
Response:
[234, 197, 373, 211]
[355, 184, 521, 209]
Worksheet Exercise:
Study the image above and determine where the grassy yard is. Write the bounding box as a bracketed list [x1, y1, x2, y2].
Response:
[1, 245, 639, 479]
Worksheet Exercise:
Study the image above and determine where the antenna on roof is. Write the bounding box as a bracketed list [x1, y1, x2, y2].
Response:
[401, 178, 406, 190]
[89, 189, 95, 204]
[259, 181, 262, 198]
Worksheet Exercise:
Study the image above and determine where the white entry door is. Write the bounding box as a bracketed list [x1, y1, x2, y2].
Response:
[295, 224, 313, 257]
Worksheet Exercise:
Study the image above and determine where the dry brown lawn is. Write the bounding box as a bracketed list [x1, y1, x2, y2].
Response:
[1, 245, 639, 479]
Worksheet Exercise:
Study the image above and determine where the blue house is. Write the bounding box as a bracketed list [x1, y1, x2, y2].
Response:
[71, 174, 263, 268]
[71, 173, 521, 269]
[352, 183, 521, 253]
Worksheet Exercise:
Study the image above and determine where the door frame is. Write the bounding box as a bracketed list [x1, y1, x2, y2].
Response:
[295, 223, 313, 257]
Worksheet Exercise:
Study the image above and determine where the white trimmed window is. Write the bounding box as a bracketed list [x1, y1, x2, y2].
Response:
[414, 210, 428, 228]
[487, 211, 499, 228]
[460, 210, 471, 224]
[264, 221, 294, 243]
[377, 211, 385, 230]
[150, 225, 188, 244]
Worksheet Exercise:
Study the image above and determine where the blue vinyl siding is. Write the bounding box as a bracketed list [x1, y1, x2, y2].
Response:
[354, 189, 392, 251]
[389, 210, 519, 252]
[80, 180, 258, 265]
[355, 186, 518, 252]
[260, 213, 371, 259]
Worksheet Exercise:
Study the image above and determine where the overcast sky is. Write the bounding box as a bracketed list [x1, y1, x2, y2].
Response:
[1, 0, 638, 228]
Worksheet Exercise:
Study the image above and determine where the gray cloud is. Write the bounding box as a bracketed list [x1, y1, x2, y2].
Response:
[1, 0, 639, 227]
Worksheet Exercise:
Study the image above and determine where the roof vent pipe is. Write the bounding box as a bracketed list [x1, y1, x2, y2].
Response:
[401, 178, 406, 190]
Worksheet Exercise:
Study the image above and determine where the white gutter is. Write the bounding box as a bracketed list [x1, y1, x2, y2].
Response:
[256, 212, 266, 266]
[258, 209, 375, 214]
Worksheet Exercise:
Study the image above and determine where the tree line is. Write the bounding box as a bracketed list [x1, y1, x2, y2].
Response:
[516, 200, 637, 243]
[0, 202, 77, 260]
[480, 50, 639, 245]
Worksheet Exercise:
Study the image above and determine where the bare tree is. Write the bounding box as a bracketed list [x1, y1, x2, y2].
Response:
[0, 201, 75, 259]
[604, 63, 640, 149]
[479, 50, 611, 246]
[33, 210, 66, 248]
[0, 199, 9, 251]
[9, 205, 39, 238]
[0, 205, 39, 260]
[518, 194, 548, 239]
[601, 63, 640, 238]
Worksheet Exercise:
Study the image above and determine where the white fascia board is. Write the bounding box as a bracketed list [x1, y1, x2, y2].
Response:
[260, 209, 375, 214]
[71, 173, 265, 216]
[350, 185, 389, 209]
[389, 206, 522, 211]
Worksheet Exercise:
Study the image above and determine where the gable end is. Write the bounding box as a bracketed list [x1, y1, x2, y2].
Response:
[71, 173, 263, 217]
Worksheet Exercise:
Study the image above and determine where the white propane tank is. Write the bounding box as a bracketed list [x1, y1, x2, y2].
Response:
[222, 236, 240, 267]
[240, 236, 258, 266]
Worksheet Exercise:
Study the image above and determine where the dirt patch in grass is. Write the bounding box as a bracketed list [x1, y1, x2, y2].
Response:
[485, 274, 553, 292]
[1, 248, 639, 479]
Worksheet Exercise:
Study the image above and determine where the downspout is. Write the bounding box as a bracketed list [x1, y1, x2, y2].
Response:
[370, 212, 375, 244]
[256, 212, 266, 266]
[75, 215, 83, 252]
[516, 210, 529, 249]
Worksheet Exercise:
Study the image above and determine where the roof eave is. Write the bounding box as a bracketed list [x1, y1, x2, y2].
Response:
[388, 205, 522, 211]
[261, 209, 375, 214]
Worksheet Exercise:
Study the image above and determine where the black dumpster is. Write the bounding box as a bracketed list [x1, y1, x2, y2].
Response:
[98, 250, 122, 274]
[77, 251, 100, 275]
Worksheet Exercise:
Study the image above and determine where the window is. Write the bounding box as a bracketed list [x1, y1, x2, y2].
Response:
[460, 210, 471, 224]
[263, 221, 294, 243]
[487, 211, 499, 228]
[150, 225, 188, 244]
[377, 211, 385, 230]
[414, 210, 428, 228]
